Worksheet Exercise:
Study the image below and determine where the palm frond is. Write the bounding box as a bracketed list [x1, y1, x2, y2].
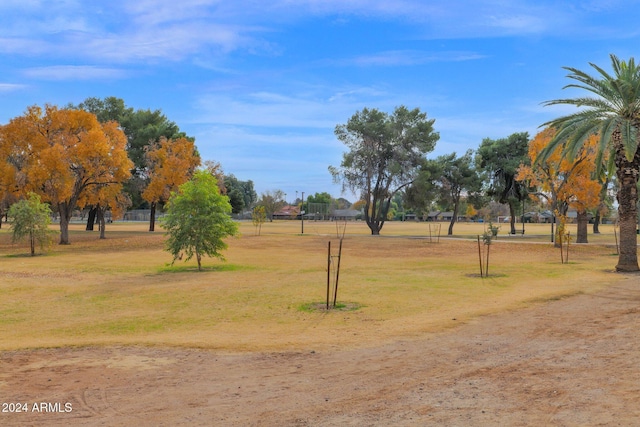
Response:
[619, 120, 639, 161]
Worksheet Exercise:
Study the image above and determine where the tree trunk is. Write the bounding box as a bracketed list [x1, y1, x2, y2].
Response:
[576, 209, 588, 243]
[97, 205, 106, 239]
[30, 231, 35, 256]
[86, 206, 97, 231]
[149, 202, 156, 232]
[448, 203, 459, 235]
[593, 210, 601, 234]
[614, 145, 640, 271]
[508, 201, 517, 234]
[58, 205, 72, 245]
[364, 200, 384, 235]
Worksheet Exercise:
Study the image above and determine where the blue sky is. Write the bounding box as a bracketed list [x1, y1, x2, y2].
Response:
[2, 1, 640, 202]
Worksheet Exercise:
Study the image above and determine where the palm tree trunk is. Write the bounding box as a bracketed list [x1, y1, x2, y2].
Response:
[576, 209, 588, 243]
[614, 147, 640, 271]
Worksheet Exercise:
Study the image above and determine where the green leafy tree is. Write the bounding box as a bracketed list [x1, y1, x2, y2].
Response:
[224, 174, 256, 214]
[257, 190, 286, 221]
[403, 166, 439, 218]
[162, 171, 239, 271]
[540, 54, 640, 271]
[330, 106, 439, 235]
[8, 193, 54, 256]
[476, 132, 530, 234]
[431, 150, 483, 235]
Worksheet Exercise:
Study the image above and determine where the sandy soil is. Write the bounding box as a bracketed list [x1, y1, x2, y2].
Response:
[1, 274, 638, 427]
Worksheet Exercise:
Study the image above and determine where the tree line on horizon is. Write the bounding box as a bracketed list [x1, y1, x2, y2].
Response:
[328, 54, 640, 272]
[1, 54, 639, 272]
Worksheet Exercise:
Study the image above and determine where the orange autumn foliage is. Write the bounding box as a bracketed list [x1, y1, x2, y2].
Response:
[517, 127, 602, 242]
[0, 105, 133, 243]
[518, 127, 601, 211]
[142, 136, 201, 205]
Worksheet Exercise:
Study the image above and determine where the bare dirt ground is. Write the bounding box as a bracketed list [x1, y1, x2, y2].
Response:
[1, 274, 639, 427]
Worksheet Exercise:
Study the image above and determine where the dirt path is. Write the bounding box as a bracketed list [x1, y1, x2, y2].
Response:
[1, 275, 639, 426]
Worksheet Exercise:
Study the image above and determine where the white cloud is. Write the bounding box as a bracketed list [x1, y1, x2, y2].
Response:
[0, 83, 26, 92]
[193, 86, 392, 129]
[0, 0, 615, 66]
[342, 50, 486, 67]
[22, 65, 129, 80]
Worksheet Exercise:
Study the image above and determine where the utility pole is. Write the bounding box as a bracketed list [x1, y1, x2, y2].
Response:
[301, 191, 305, 234]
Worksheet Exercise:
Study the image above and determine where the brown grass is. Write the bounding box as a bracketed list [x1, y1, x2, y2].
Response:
[0, 220, 623, 352]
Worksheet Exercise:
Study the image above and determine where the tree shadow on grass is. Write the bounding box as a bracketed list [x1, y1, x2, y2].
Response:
[157, 263, 255, 273]
[5, 253, 48, 258]
[466, 273, 508, 279]
[298, 302, 363, 312]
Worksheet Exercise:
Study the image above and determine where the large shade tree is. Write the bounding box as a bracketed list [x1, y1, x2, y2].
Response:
[74, 97, 192, 210]
[540, 54, 640, 271]
[477, 132, 530, 235]
[0, 105, 132, 244]
[430, 150, 483, 235]
[142, 136, 201, 231]
[329, 106, 439, 235]
[517, 127, 602, 245]
[74, 97, 130, 230]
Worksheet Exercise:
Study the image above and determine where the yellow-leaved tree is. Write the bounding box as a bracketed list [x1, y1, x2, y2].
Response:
[0, 105, 133, 244]
[142, 136, 201, 231]
[517, 127, 602, 244]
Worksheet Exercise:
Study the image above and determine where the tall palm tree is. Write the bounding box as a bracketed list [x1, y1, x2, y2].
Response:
[541, 54, 640, 272]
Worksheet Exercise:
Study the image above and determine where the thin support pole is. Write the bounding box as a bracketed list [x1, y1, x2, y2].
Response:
[326, 241, 331, 309]
[477, 235, 483, 277]
[485, 243, 490, 277]
[333, 239, 343, 307]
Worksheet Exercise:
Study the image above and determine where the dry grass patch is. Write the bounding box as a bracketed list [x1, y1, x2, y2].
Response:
[0, 220, 624, 352]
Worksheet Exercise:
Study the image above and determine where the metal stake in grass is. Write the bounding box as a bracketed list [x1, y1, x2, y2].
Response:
[326, 222, 347, 309]
[428, 223, 441, 243]
[477, 235, 484, 277]
[333, 238, 343, 307]
[480, 229, 493, 277]
[327, 241, 331, 309]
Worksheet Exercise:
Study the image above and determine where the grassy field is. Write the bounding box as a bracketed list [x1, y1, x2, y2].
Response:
[0, 219, 625, 352]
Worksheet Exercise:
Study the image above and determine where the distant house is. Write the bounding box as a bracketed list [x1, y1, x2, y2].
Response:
[439, 212, 467, 222]
[330, 209, 360, 221]
[272, 205, 300, 220]
[403, 213, 418, 221]
[523, 210, 554, 223]
[426, 211, 440, 221]
[426, 211, 466, 222]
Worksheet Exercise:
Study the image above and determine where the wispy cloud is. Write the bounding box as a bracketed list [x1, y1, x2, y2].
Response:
[22, 65, 129, 80]
[0, 83, 26, 92]
[337, 50, 486, 67]
[193, 85, 394, 129]
[0, 0, 619, 67]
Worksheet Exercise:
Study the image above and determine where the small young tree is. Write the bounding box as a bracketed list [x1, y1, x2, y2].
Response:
[252, 205, 267, 235]
[8, 193, 54, 256]
[162, 171, 239, 271]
